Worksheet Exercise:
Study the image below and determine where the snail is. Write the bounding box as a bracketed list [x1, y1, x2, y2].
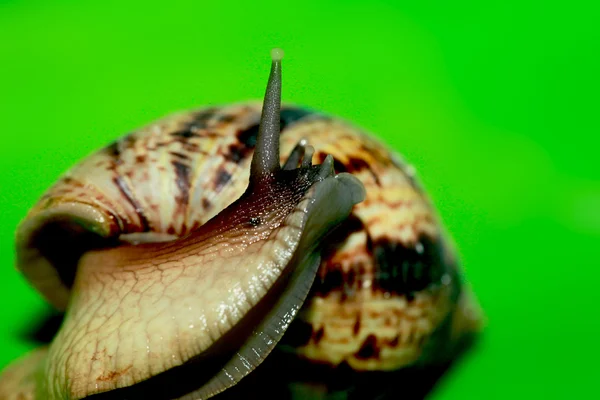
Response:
[0, 49, 482, 400]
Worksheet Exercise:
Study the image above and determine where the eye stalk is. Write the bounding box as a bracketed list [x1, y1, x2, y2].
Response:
[250, 48, 284, 182]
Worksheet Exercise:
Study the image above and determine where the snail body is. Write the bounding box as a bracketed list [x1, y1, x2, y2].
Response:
[0, 51, 481, 399]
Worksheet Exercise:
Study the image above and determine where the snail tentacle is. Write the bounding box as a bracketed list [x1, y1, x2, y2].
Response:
[282, 139, 308, 171]
[301, 145, 315, 168]
[250, 48, 283, 182]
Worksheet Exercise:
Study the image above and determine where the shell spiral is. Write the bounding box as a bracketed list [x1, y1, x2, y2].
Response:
[15, 102, 480, 387]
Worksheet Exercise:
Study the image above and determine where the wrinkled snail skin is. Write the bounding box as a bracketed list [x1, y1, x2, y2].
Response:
[0, 51, 482, 400]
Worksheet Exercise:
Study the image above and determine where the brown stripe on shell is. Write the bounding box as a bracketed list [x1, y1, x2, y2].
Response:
[108, 139, 152, 232]
[112, 176, 152, 232]
[170, 151, 191, 160]
[353, 316, 361, 336]
[172, 160, 191, 212]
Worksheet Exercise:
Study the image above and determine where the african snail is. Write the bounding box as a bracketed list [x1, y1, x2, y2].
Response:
[0, 49, 482, 400]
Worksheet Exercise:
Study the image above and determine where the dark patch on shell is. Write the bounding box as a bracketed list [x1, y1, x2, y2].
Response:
[217, 114, 236, 123]
[106, 137, 136, 166]
[169, 109, 220, 145]
[355, 334, 380, 360]
[349, 157, 381, 185]
[313, 261, 365, 300]
[315, 266, 344, 294]
[317, 152, 381, 185]
[237, 124, 260, 148]
[225, 142, 250, 164]
[171, 130, 201, 139]
[214, 169, 232, 192]
[313, 215, 366, 296]
[106, 141, 121, 159]
[225, 123, 259, 164]
[279, 107, 316, 129]
[314, 327, 325, 344]
[314, 214, 448, 300]
[371, 236, 446, 297]
[330, 215, 365, 240]
[189, 108, 218, 128]
[170, 151, 191, 160]
[172, 161, 191, 206]
[353, 317, 361, 336]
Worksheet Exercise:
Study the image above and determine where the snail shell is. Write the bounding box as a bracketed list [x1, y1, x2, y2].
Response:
[0, 52, 481, 400]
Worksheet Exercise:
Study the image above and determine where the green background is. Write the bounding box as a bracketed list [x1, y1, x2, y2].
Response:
[0, 0, 598, 398]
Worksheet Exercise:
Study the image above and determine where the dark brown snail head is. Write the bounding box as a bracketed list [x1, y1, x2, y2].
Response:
[11, 49, 365, 399]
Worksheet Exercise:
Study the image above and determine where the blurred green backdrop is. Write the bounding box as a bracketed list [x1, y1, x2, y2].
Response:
[0, 0, 598, 398]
